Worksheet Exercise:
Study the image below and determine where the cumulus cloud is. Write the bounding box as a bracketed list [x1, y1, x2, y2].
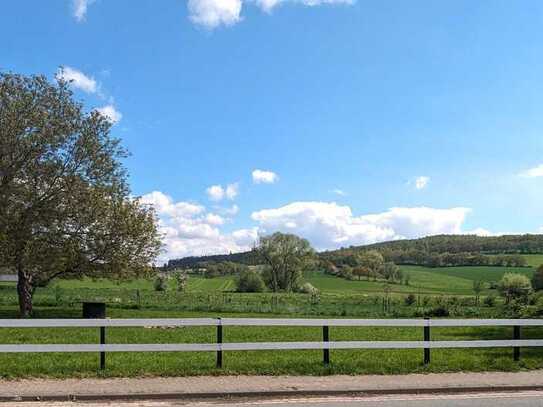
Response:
[188, 0, 353, 28]
[206, 185, 224, 201]
[188, 0, 243, 29]
[255, 0, 354, 13]
[73, 0, 96, 22]
[252, 169, 278, 184]
[520, 164, 543, 178]
[141, 191, 256, 261]
[207, 183, 239, 201]
[251, 202, 471, 250]
[96, 105, 123, 124]
[414, 176, 430, 190]
[56, 66, 98, 93]
[226, 183, 239, 200]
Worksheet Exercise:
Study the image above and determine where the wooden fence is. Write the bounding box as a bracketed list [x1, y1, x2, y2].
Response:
[1, 318, 543, 370]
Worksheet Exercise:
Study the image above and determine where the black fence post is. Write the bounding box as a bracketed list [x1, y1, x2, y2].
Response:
[424, 318, 430, 365]
[514, 325, 521, 362]
[100, 326, 106, 370]
[323, 325, 330, 366]
[216, 318, 223, 369]
[82, 302, 106, 371]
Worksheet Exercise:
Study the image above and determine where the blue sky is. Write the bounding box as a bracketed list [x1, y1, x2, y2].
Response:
[2, 0, 543, 261]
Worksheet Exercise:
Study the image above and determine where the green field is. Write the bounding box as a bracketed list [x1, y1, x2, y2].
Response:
[522, 254, 543, 268]
[1, 306, 542, 378]
[33, 264, 535, 297]
[0, 259, 541, 378]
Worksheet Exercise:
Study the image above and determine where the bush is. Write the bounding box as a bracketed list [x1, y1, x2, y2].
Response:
[498, 273, 532, 303]
[483, 295, 496, 307]
[426, 305, 450, 317]
[299, 282, 319, 295]
[404, 293, 416, 306]
[236, 270, 265, 293]
[153, 275, 167, 291]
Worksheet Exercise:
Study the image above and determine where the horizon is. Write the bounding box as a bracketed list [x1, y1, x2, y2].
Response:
[3, 1, 543, 262]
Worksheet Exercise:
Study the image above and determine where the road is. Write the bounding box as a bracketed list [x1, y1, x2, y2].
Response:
[6, 391, 543, 406]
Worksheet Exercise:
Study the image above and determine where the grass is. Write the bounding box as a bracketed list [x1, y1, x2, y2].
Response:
[0, 259, 541, 378]
[1, 306, 542, 378]
[522, 254, 543, 268]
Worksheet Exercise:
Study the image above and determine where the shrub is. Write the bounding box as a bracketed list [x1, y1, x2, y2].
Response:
[483, 295, 496, 307]
[426, 305, 449, 317]
[153, 275, 167, 291]
[299, 282, 319, 295]
[236, 270, 265, 293]
[498, 273, 532, 303]
[404, 293, 416, 306]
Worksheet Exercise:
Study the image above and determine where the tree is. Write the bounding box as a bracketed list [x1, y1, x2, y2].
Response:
[174, 270, 188, 292]
[382, 262, 402, 283]
[352, 266, 369, 280]
[0, 73, 161, 316]
[236, 269, 265, 293]
[472, 280, 483, 305]
[498, 273, 532, 303]
[257, 232, 315, 292]
[358, 250, 384, 280]
[532, 265, 543, 291]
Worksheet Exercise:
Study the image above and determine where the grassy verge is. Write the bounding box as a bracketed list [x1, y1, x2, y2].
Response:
[1, 306, 542, 378]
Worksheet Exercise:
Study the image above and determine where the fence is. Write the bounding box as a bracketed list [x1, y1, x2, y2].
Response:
[1, 318, 543, 370]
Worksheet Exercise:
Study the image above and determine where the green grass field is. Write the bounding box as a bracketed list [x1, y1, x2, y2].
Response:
[1, 306, 542, 378]
[0, 258, 541, 378]
[33, 263, 535, 297]
[522, 254, 543, 268]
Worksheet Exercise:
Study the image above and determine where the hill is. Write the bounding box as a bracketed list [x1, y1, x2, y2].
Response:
[167, 234, 543, 269]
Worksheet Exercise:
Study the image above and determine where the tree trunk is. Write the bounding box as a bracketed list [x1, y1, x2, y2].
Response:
[17, 269, 33, 318]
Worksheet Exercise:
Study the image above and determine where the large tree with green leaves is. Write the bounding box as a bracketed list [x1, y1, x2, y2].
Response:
[257, 232, 315, 292]
[0, 72, 161, 317]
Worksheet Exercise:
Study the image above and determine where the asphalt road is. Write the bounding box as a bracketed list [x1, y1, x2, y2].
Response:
[6, 391, 543, 406]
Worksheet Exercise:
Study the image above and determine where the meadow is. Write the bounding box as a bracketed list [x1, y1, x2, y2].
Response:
[1, 307, 543, 378]
[0, 260, 541, 378]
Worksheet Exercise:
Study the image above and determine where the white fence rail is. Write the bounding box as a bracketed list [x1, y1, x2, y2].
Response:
[1, 318, 542, 370]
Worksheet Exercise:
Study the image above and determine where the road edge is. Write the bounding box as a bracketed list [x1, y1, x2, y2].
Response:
[3, 385, 543, 403]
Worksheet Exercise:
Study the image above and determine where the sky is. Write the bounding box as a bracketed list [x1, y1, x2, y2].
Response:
[2, 0, 543, 263]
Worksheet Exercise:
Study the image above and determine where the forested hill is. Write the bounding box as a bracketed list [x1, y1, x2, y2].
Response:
[167, 234, 543, 269]
[167, 251, 259, 269]
[346, 234, 543, 255]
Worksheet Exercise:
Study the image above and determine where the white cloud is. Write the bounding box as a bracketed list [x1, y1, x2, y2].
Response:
[56, 66, 97, 93]
[207, 183, 239, 201]
[464, 227, 494, 237]
[414, 176, 430, 190]
[251, 202, 471, 250]
[255, 0, 354, 13]
[188, 0, 243, 29]
[96, 105, 123, 124]
[252, 169, 278, 184]
[331, 189, 346, 196]
[73, 0, 95, 22]
[206, 213, 225, 225]
[520, 164, 543, 178]
[141, 191, 255, 261]
[206, 185, 225, 201]
[226, 183, 239, 200]
[187, 0, 353, 28]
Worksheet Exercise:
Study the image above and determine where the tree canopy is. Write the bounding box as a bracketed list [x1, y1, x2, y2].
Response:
[257, 232, 315, 292]
[0, 72, 161, 316]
